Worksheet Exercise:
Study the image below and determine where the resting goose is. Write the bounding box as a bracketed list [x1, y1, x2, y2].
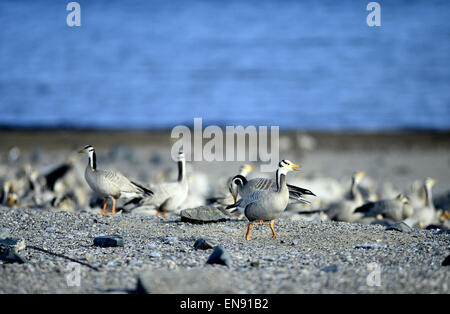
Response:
[138, 150, 189, 216]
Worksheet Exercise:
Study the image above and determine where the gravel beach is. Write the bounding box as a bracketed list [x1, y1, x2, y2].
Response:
[0, 130, 449, 293]
[0, 207, 449, 293]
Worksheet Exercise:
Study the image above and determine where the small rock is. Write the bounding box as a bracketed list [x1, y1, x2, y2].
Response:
[0, 237, 26, 253]
[321, 264, 338, 273]
[149, 251, 161, 258]
[250, 261, 260, 267]
[0, 249, 27, 264]
[291, 239, 299, 246]
[193, 238, 216, 250]
[0, 228, 11, 239]
[146, 242, 158, 249]
[206, 245, 232, 267]
[386, 222, 412, 233]
[180, 206, 228, 224]
[442, 255, 450, 266]
[85, 253, 94, 262]
[355, 243, 388, 249]
[164, 236, 179, 245]
[221, 226, 237, 233]
[93, 235, 124, 248]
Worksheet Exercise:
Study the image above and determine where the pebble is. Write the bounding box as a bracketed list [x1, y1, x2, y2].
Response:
[385, 222, 412, 233]
[206, 245, 232, 267]
[0, 237, 26, 253]
[193, 237, 216, 250]
[0, 228, 11, 239]
[93, 235, 124, 248]
[355, 243, 388, 249]
[250, 261, 260, 267]
[321, 264, 338, 273]
[164, 236, 179, 245]
[149, 251, 161, 258]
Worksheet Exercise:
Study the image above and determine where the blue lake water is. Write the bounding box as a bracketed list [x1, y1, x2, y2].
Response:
[0, 0, 449, 130]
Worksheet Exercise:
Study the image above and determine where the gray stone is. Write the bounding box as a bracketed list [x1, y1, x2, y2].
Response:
[355, 243, 388, 249]
[0, 249, 27, 264]
[180, 206, 228, 224]
[386, 222, 412, 233]
[193, 238, 216, 250]
[206, 245, 232, 267]
[0, 237, 26, 253]
[164, 236, 179, 244]
[0, 228, 11, 239]
[93, 235, 124, 247]
[136, 268, 235, 294]
[321, 264, 338, 273]
[149, 251, 161, 258]
[442, 255, 450, 266]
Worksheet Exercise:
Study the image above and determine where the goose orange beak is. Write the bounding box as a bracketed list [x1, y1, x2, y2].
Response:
[292, 164, 301, 171]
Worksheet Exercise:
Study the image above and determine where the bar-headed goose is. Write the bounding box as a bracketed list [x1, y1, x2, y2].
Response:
[227, 160, 300, 240]
[79, 145, 153, 214]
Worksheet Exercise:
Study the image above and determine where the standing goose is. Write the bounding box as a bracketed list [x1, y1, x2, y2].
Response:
[229, 174, 315, 205]
[79, 145, 153, 214]
[138, 150, 188, 216]
[226, 160, 300, 240]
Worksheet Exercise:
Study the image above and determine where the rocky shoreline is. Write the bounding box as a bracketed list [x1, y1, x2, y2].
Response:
[1, 207, 449, 293]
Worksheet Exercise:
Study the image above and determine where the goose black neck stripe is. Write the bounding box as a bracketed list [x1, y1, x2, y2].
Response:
[89, 151, 97, 170]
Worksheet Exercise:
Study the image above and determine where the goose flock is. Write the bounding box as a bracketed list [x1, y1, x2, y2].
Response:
[0, 144, 449, 240]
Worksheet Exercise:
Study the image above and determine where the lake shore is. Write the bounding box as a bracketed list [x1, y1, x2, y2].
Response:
[0, 129, 449, 293]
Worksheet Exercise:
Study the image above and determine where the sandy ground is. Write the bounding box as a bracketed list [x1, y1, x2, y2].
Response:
[0, 130, 449, 293]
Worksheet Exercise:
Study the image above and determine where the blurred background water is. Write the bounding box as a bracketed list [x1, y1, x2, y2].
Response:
[0, 0, 449, 131]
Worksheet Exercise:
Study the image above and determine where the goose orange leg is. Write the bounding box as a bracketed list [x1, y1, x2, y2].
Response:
[97, 199, 108, 214]
[109, 199, 116, 215]
[269, 220, 277, 238]
[246, 220, 277, 240]
[246, 223, 253, 241]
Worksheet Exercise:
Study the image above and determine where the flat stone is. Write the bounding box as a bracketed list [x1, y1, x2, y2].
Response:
[321, 264, 338, 273]
[386, 222, 413, 233]
[93, 235, 124, 248]
[355, 243, 388, 249]
[136, 268, 235, 293]
[193, 238, 216, 250]
[0, 237, 26, 253]
[206, 245, 232, 267]
[180, 206, 228, 224]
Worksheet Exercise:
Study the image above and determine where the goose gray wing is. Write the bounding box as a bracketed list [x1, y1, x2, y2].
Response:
[143, 181, 187, 207]
[99, 169, 153, 197]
